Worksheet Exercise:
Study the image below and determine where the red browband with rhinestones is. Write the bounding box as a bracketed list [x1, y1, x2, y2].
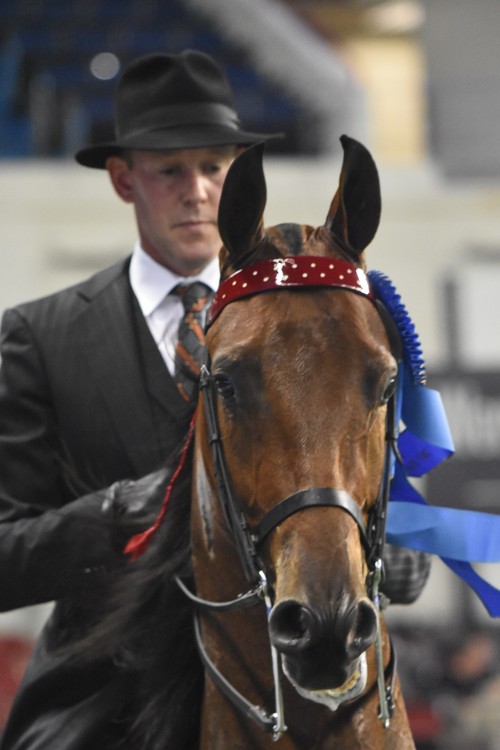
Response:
[208, 256, 375, 326]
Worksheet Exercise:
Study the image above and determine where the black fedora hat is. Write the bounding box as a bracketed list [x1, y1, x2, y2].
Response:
[75, 50, 280, 169]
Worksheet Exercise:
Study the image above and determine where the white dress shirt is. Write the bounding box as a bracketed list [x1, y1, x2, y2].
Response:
[129, 242, 220, 375]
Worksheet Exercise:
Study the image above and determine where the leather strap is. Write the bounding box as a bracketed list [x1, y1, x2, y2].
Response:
[193, 614, 278, 734]
[253, 487, 369, 550]
[175, 575, 262, 613]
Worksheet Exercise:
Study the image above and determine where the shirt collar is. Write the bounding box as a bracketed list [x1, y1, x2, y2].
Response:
[129, 242, 221, 317]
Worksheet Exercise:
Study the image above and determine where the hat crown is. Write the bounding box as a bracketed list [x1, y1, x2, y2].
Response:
[115, 50, 237, 139]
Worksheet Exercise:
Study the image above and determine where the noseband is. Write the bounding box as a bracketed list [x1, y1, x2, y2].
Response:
[178, 256, 401, 738]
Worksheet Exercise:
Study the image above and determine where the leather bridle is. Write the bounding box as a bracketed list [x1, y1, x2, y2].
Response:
[176, 256, 401, 738]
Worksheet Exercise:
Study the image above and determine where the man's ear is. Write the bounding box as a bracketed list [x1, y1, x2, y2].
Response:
[106, 156, 134, 203]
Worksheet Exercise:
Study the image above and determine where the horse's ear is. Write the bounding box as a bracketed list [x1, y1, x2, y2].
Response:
[218, 142, 267, 271]
[325, 135, 381, 261]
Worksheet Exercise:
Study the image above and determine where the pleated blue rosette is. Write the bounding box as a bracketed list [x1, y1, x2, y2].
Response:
[368, 270, 500, 616]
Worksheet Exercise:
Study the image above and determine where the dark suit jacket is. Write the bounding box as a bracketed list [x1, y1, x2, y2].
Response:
[0, 258, 194, 748]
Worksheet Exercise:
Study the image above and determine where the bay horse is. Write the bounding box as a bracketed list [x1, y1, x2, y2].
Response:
[179, 135, 415, 749]
[81, 135, 416, 749]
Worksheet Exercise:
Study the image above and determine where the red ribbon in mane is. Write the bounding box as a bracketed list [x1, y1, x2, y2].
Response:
[124, 411, 197, 561]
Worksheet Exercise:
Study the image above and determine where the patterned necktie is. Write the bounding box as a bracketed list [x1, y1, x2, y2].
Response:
[173, 282, 212, 402]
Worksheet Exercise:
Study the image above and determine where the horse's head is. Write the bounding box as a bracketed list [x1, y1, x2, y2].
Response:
[193, 137, 398, 715]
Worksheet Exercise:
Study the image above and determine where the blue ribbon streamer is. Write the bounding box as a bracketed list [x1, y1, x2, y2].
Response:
[398, 367, 455, 476]
[369, 270, 500, 617]
[388, 372, 500, 617]
[387, 502, 500, 563]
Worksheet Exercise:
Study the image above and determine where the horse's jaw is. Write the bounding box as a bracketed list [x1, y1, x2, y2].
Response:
[282, 653, 368, 712]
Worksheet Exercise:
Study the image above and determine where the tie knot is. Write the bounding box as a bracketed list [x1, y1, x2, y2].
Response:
[174, 282, 211, 313]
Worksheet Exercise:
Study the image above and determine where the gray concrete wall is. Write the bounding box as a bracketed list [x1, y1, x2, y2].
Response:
[422, 0, 500, 179]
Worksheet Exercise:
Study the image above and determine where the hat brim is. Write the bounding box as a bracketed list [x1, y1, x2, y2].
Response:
[75, 125, 282, 169]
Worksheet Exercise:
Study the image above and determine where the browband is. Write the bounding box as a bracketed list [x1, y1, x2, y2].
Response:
[209, 256, 374, 325]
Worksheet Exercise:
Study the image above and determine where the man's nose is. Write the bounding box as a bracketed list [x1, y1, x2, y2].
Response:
[182, 171, 209, 202]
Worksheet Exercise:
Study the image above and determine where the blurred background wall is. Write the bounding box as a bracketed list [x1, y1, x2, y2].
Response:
[1, 1, 500, 745]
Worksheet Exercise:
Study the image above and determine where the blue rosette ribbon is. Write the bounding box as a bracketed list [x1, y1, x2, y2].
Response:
[368, 270, 500, 616]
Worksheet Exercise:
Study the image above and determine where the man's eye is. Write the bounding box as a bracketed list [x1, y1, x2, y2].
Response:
[204, 163, 221, 174]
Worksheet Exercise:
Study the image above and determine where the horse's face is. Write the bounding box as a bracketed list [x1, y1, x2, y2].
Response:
[195, 138, 395, 712]
[207, 280, 394, 513]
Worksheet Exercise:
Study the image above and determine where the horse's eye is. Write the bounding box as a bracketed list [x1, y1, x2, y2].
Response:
[380, 376, 396, 405]
[213, 374, 235, 400]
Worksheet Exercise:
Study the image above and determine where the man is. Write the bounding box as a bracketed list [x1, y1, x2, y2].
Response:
[0, 49, 276, 749]
[0, 49, 429, 749]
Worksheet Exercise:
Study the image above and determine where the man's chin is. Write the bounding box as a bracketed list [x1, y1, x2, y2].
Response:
[158, 248, 219, 276]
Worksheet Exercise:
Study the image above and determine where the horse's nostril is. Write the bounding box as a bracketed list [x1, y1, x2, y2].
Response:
[269, 600, 316, 654]
[270, 598, 378, 661]
[346, 600, 378, 660]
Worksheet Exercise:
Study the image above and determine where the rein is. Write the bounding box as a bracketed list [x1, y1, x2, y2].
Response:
[176, 256, 401, 739]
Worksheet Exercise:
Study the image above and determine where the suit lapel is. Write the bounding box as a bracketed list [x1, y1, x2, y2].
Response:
[72, 261, 189, 474]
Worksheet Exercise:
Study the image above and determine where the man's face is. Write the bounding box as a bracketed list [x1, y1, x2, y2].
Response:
[107, 146, 238, 276]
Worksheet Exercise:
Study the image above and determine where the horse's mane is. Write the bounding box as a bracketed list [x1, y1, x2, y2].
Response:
[69, 446, 203, 749]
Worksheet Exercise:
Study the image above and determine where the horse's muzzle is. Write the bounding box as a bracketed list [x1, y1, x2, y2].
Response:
[268, 597, 378, 691]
